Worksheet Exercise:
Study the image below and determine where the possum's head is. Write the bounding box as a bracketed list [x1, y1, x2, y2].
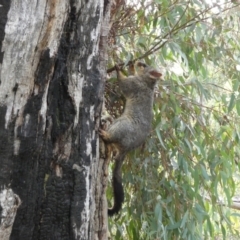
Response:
[135, 61, 162, 89]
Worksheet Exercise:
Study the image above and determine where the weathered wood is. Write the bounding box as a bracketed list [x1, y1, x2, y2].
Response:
[0, 0, 111, 239]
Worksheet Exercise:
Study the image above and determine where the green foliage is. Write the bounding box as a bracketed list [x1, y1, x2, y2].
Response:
[107, 0, 240, 239]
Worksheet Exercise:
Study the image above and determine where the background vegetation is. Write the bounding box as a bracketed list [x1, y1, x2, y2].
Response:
[105, 0, 240, 239]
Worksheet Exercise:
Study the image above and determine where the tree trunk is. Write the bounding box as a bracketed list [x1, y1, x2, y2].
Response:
[0, 0, 111, 239]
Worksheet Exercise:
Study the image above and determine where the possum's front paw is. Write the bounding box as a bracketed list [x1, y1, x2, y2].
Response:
[99, 128, 111, 141]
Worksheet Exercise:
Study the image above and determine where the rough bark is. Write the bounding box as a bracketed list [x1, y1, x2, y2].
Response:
[0, 0, 111, 239]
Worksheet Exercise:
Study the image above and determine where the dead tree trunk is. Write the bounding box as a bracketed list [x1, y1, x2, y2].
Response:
[0, 0, 111, 239]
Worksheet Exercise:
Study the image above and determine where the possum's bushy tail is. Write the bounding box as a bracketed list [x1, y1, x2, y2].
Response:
[108, 153, 125, 216]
